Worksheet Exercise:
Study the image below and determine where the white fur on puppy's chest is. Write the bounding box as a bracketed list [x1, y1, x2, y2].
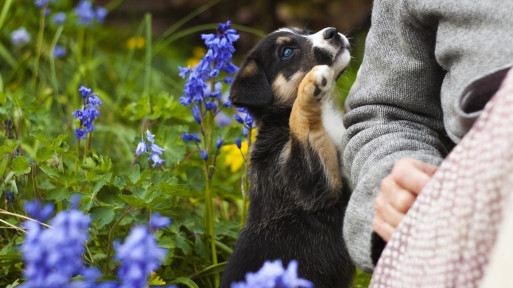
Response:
[321, 99, 345, 150]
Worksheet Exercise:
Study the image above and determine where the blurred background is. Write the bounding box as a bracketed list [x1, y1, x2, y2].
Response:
[99, 0, 372, 52]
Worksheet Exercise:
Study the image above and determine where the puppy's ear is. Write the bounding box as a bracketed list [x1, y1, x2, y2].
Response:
[230, 59, 273, 108]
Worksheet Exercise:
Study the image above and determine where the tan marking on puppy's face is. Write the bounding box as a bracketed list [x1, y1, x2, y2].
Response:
[271, 72, 306, 106]
[276, 36, 292, 45]
[240, 60, 258, 78]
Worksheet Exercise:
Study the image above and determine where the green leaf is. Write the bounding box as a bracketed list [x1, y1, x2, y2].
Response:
[90, 206, 116, 228]
[39, 165, 60, 179]
[170, 277, 199, 288]
[36, 147, 56, 162]
[0, 157, 8, 177]
[11, 157, 30, 176]
[192, 262, 227, 279]
[129, 165, 140, 184]
[118, 194, 147, 209]
[96, 185, 123, 206]
[159, 182, 198, 198]
[174, 232, 192, 255]
[46, 187, 72, 202]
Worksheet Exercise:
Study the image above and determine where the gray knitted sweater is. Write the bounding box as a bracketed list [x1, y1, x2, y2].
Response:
[342, 0, 513, 273]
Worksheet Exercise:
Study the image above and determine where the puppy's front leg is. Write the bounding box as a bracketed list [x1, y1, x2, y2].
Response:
[287, 65, 343, 207]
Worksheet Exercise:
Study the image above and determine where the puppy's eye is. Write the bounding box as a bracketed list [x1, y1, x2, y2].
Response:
[281, 48, 294, 60]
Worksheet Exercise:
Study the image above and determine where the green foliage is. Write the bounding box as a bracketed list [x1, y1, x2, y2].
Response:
[0, 0, 368, 287]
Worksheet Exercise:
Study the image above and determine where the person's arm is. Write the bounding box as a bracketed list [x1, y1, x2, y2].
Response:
[342, 0, 452, 273]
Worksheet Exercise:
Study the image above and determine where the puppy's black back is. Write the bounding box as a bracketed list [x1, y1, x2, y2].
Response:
[220, 110, 355, 288]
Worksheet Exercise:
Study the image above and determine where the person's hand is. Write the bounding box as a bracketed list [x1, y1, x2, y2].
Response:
[373, 157, 438, 241]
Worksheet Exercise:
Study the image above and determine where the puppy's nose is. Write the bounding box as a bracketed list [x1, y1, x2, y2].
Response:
[323, 27, 338, 39]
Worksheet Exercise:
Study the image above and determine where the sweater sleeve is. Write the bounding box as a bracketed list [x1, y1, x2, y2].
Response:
[341, 0, 452, 273]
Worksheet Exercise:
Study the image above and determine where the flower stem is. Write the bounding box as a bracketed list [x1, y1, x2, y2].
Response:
[240, 128, 252, 228]
[32, 6, 47, 92]
[203, 98, 218, 285]
[104, 208, 131, 275]
[75, 139, 80, 175]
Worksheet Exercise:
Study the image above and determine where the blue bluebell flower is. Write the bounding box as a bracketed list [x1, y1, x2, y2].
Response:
[180, 131, 193, 142]
[215, 112, 232, 127]
[216, 137, 224, 149]
[135, 130, 166, 168]
[11, 27, 31, 46]
[115, 226, 167, 288]
[179, 21, 239, 112]
[95, 7, 108, 24]
[53, 45, 66, 58]
[146, 130, 155, 143]
[150, 153, 165, 168]
[233, 114, 244, 124]
[205, 101, 217, 111]
[200, 150, 208, 160]
[34, 0, 48, 8]
[6, 192, 15, 204]
[72, 86, 102, 139]
[20, 201, 91, 288]
[75, 1, 95, 26]
[191, 132, 201, 142]
[150, 143, 165, 156]
[135, 141, 147, 155]
[149, 213, 171, 230]
[242, 126, 249, 138]
[25, 201, 54, 222]
[79, 86, 92, 98]
[192, 105, 202, 124]
[231, 260, 313, 288]
[235, 137, 242, 149]
[53, 12, 66, 24]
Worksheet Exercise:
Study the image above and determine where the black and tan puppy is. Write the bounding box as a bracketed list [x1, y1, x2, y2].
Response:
[220, 27, 355, 288]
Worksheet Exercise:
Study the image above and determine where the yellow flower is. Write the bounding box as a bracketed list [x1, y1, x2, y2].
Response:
[126, 37, 146, 50]
[222, 141, 248, 173]
[186, 46, 207, 67]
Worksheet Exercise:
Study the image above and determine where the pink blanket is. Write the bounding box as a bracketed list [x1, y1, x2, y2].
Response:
[370, 68, 513, 288]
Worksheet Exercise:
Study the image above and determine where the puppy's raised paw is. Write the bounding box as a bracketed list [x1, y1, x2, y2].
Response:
[299, 65, 335, 103]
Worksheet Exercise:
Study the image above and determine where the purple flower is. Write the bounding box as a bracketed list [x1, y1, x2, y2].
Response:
[192, 105, 202, 124]
[178, 66, 190, 79]
[231, 260, 313, 288]
[75, 1, 95, 26]
[233, 114, 244, 124]
[115, 226, 167, 288]
[200, 150, 208, 160]
[6, 192, 15, 204]
[216, 137, 224, 149]
[25, 201, 54, 222]
[11, 27, 31, 46]
[215, 112, 232, 127]
[150, 153, 165, 168]
[205, 101, 217, 112]
[79, 86, 92, 98]
[191, 132, 201, 143]
[53, 12, 66, 24]
[34, 0, 48, 8]
[95, 7, 108, 24]
[53, 45, 66, 58]
[150, 143, 165, 156]
[20, 202, 91, 288]
[180, 131, 193, 142]
[73, 86, 102, 139]
[149, 213, 171, 230]
[235, 137, 242, 149]
[146, 130, 155, 144]
[75, 128, 87, 139]
[135, 141, 147, 155]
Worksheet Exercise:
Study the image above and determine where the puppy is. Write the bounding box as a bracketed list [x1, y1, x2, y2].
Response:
[220, 27, 355, 288]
